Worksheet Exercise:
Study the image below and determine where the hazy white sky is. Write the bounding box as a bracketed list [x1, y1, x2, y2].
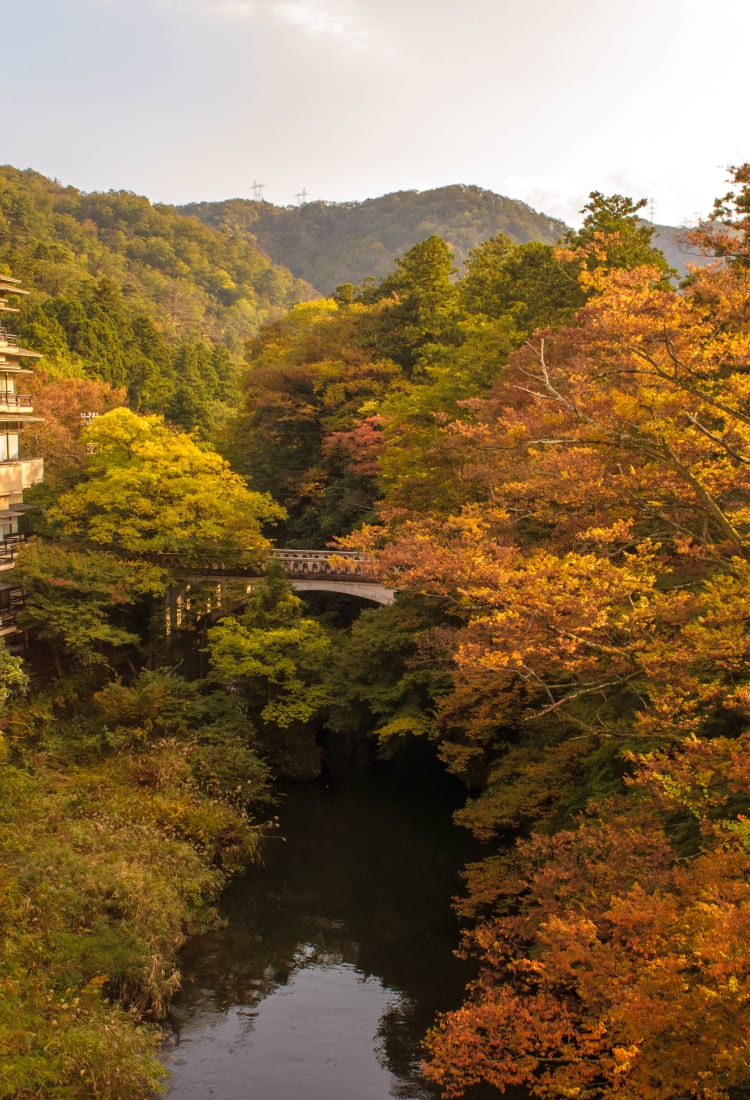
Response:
[6, 0, 748, 226]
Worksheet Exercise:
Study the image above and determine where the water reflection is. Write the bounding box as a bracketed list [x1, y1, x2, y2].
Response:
[165, 775, 505, 1099]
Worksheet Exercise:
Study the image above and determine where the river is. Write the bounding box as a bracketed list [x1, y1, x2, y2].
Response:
[163, 756, 514, 1099]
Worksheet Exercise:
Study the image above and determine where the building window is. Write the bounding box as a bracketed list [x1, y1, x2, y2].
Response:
[0, 433, 19, 461]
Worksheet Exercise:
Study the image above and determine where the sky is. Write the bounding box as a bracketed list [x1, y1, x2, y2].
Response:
[5, 0, 750, 227]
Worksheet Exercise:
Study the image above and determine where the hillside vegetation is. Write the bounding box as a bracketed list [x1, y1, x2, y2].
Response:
[180, 185, 711, 295]
[0, 168, 705, 442]
[2, 157, 746, 1100]
[0, 165, 314, 433]
[180, 184, 569, 294]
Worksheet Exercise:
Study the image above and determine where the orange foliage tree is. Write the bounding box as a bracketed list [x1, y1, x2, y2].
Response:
[339, 195, 750, 1095]
[424, 733, 750, 1100]
[347, 254, 750, 796]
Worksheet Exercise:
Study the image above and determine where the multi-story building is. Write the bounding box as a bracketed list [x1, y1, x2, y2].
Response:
[0, 274, 43, 639]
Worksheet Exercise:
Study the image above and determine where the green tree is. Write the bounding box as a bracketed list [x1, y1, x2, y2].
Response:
[49, 408, 283, 564]
[0, 648, 27, 761]
[327, 595, 454, 751]
[15, 541, 161, 676]
[207, 560, 333, 777]
[90, 668, 271, 806]
[370, 235, 459, 374]
[374, 314, 513, 514]
[459, 236, 584, 337]
[562, 191, 671, 275]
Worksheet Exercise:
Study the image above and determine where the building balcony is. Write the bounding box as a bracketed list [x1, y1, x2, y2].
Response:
[0, 457, 44, 494]
[0, 392, 33, 414]
[0, 604, 21, 633]
[0, 328, 41, 361]
[0, 534, 25, 573]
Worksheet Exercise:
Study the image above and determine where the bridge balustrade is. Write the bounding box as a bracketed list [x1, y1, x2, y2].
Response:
[272, 549, 366, 578]
[155, 548, 373, 580]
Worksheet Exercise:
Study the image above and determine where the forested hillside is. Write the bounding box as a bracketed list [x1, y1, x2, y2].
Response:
[180, 184, 709, 295]
[0, 165, 314, 433]
[180, 184, 569, 294]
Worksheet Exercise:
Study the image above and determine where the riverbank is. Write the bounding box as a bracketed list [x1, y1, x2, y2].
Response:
[0, 671, 270, 1100]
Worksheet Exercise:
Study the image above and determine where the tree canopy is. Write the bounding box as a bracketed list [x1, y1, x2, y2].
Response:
[326, 179, 750, 1098]
[48, 407, 283, 563]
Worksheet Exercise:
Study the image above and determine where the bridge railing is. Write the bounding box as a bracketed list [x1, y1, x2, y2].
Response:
[273, 548, 370, 578]
[154, 547, 377, 582]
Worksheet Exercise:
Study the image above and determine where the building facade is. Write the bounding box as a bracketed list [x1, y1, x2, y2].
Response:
[0, 274, 43, 638]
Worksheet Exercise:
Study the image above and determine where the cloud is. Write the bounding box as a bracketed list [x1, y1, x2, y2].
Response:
[155, 0, 374, 45]
[271, 0, 371, 42]
[499, 175, 588, 228]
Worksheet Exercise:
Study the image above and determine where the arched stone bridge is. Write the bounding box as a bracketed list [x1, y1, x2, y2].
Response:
[163, 548, 395, 611]
[271, 549, 395, 605]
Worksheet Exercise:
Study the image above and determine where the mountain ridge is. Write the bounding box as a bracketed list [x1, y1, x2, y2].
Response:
[179, 184, 569, 294]
[179, 183, 711, 293]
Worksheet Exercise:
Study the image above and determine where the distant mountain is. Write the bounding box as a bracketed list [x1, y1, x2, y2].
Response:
[179, 185, 569, 295]
[650, 223, 715, 274]
[0, 165, 714, 440]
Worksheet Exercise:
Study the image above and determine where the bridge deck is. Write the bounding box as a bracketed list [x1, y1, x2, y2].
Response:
[163, 547, 377, 580]
[163, 548, 395, 606]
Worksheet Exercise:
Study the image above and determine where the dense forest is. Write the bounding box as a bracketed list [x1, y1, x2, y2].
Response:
[0, 165, 314, 438]
[3, 164, 750, 1099]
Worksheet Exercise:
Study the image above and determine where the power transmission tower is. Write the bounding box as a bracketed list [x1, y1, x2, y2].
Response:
[648, 198, 656, 224]
[295, 188, 309, 205]
[251, 180, 265, 202]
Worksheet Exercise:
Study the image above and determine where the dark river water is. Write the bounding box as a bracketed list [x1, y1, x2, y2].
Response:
[163, 761, 513, 1100]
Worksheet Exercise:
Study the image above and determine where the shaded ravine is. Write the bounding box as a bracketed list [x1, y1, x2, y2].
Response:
[163, 763, 516, 1099]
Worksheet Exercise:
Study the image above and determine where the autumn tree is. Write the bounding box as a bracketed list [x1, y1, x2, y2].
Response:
[425, 734, 750, 1100]
[343, 239, 750, 833]
[323, 196, 750, 1097]
[227, 298, 399, 544]
[21, 372, 126, 509]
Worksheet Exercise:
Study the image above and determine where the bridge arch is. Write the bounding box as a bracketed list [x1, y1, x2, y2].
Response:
[163, 547, 396, 633]
[288, 578, 395, 605]
[272, 549, 394, 605]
